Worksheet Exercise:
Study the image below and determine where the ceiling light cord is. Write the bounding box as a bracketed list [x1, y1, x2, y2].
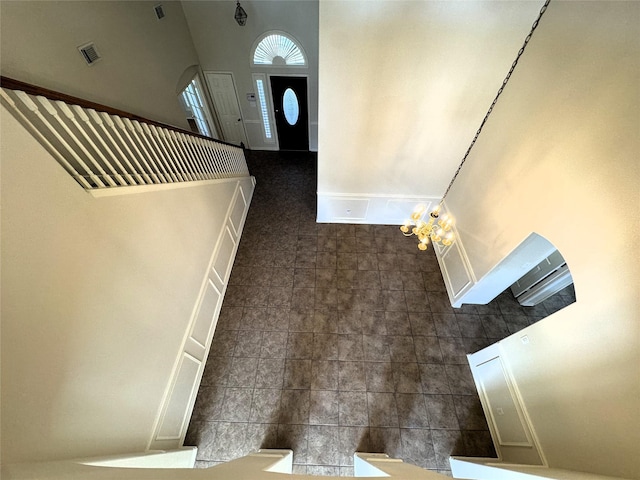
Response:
[440, 0, 551, 205]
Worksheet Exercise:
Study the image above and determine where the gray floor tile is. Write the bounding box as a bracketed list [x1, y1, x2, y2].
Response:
[391, 362, 423, 393]
[227, 357, 259, 387]
[363, 334, 390, 362]
[338, 391, 369, 426]
[338, 361, 366, 391]
[433, 313, 461, 337]
[453, 394, 489, 431]
[249, 388, 281, 423]
[279, 389, 310, 424]
[432, 429, 465, 468]
[219, 387, 253, 422]
[369, 427, 402, 458]
[277, 424, 309, 464]
[401, 428, 436, 469]
[283, 359, 312, 389]
[414, 336, 443, 364]
[425, 395, 459, 429]
[311, 360, 339, 390]
[385, 311, 412, 335]
[309, 390, 339, 425]
[388, 335, 417, 362]
[308, 425, 340, 465]
[260, 330, 288, 358]
[286, 332, 314, 359]
[409, 313, 437, 336]
[313, 333, 339, 360]
[255, 357, 285, 389]
[396, 393, 429, 428]
[367, 392, 399, 427]
[445, 364, 476, 395]
[338, 334, 364, 361]
[419, 363, 451, 395]
[338, 426, 369, 465]
[201, 356, 233, 387]
[365, 362, 395, 392]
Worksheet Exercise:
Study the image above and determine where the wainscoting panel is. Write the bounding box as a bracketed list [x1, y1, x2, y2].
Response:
[229, 185, 247, 236]
[155, 353, 201, 441]
[190, 280, 222, 348]
[438, 239, 474, 307]
[316, 193, 441, 225]
[148, 177, 254, 451]
[468, 343, 545, 466]
[212, 227, 236, 287]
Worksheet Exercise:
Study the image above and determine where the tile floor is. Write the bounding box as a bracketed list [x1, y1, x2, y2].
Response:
[185, 150, 576, 477]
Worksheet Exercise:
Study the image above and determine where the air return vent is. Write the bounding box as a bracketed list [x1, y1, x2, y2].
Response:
[78, 42, 101, 66]
[154, 4, 165, 20]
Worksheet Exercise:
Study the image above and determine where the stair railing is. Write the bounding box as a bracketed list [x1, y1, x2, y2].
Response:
[1, 76, 249, 190]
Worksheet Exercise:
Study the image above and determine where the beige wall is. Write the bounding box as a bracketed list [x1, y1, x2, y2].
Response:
[318, 0, 543, 197]
[443, 1, 639, 478]
[0, 103, 244, 463]
[0, 1, 199, 129]
[182, 0, 319, 150]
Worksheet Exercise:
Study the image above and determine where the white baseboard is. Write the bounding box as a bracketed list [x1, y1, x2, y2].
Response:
[316, 192, 441, 225]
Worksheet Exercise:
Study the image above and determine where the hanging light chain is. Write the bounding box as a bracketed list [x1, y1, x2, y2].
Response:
[440, 0, 551, 204]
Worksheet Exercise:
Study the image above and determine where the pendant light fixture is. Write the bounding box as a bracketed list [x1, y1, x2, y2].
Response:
[401, 0, 551, 251]
[234, 1, 247, 26]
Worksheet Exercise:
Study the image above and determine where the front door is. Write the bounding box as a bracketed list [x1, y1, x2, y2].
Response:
[270, 76, 309, 151]
[205, 72, 248, 147]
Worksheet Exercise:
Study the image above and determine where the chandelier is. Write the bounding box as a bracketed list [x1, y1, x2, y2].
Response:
[401, 0, 550, 251]
[401, 204, 454, 250]
[234, 1, 247, 26]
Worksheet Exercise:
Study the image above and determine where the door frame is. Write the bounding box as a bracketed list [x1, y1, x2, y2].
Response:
[266, 73, 310, 151]
[203, 71, 249, 147]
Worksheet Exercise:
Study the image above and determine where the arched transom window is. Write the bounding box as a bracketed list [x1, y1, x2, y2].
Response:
[252, 32, 306, 66]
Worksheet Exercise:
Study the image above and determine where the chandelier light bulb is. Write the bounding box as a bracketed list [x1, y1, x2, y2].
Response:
[399, 203, 456, 251]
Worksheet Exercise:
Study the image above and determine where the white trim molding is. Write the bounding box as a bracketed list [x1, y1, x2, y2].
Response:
[148, 177, 255, 451]
[316, 192, 442, 225]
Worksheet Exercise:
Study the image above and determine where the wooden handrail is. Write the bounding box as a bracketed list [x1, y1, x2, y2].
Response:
[1, 75, 239, 148]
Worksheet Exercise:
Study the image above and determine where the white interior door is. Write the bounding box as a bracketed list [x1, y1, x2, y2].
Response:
[205, 72, 248, 146]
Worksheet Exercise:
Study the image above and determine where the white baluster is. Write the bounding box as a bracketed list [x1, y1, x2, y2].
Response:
[35, 96, 106, 187]
[132, 120, 170, 183]
[206, 140, 227, 177]
[209, 146, 226, 177]
[101, 113, 146, 184]
[149, 125, 191, 182]
[93, 111, 141, 185]
[141, 123, 180, 182]
[54, 101, 117, 187]
[222, 145, 236, 176]
[87, 109, 137, 185]
[75, 106, 129, 186]
[171, 131, 205, 180]
[182, 134, 213, 180]
[3, 90, 93, 189]
[112, 116, 152, 184]
[122, 118, 162, 184]
[193, 136, 219, 179]
[161, 128, 195, 181]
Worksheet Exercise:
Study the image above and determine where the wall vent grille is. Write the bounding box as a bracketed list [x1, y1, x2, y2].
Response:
[78, 43, 101, 66]
[154, 4, 165, 20]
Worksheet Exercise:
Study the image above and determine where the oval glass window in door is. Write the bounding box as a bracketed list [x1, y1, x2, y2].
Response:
[283, 88, 300, 126]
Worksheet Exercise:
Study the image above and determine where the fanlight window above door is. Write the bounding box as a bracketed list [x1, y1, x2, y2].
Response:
[252, 32, 306, 66]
